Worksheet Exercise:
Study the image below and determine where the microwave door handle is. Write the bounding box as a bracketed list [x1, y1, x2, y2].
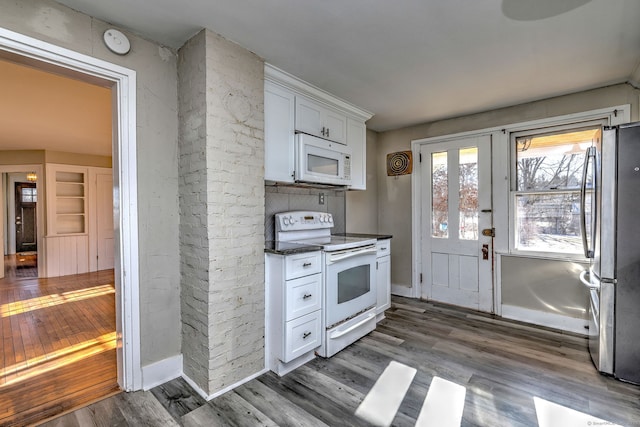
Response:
[327, 247, 377, 263]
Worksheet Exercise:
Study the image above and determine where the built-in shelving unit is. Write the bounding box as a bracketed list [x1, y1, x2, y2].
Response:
[53, 170, 87, 234]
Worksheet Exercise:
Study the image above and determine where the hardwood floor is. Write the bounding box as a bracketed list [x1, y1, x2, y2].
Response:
[41, 297, 640, 427]
[0, 269, 118, 427]
[3, 254, 38, 279]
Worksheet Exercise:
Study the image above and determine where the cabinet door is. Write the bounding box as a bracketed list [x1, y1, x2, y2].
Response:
[284, 311, 321, 362]
[376, 255, 391, 314]
[285, 273, 322, 321]
[295, 95, 324, 138]
[347, 118, 367, 190]
[323, 109, 347, 144]
[265, 82, 295, 182]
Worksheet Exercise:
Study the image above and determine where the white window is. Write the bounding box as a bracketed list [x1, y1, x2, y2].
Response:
[511, 124, 602, 256]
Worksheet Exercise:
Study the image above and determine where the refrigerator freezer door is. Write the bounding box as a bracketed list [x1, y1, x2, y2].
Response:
[584, 270, 614, 375]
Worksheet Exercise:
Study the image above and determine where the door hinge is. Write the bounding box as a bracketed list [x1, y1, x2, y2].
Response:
[481, 228, 495, 237]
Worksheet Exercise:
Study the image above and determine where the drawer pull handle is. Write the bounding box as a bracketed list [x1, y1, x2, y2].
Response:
[380, 247, 387, 251]
[302, 262, 312, 267]
[303, 331, 312, 339]
[303, 293, 312, 300]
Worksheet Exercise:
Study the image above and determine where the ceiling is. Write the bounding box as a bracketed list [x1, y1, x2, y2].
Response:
[0, 60, 112, 156]
[55, 0, 640, 132]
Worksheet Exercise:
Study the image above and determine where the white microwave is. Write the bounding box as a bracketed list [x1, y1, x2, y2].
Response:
[295, 133, 352, 186]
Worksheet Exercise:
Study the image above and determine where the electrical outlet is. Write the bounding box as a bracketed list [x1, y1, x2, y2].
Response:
[319, 193, 325, 205]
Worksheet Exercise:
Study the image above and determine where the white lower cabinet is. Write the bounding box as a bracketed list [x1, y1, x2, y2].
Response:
[376, 239, 391, 321]
[284, 311, 322, 362]
[266, 251, 323, 376]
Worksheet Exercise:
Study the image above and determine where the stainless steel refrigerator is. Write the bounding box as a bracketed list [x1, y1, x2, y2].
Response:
[580, 122, 640, 384]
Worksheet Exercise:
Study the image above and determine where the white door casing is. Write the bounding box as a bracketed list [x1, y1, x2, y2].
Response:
[419, 135, 493, 312]
[96, 171, 115, 271]
[0, 27, 141, 390]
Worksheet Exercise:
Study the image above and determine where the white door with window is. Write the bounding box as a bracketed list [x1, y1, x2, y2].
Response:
[420, 135, 493, 311]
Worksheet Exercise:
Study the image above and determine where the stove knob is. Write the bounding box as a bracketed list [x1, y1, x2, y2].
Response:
[327, 214, 333, 224]
[283, 217, 290, 226]
[319, 215, 326, 223]
[288, 215, 295, 225]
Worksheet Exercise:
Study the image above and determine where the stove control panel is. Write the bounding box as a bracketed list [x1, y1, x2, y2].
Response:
[275, 211, 333, 232]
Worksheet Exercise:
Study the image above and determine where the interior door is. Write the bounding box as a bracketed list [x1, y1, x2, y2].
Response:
[15, 182, 37, 253]
[96, 172, 115, 270]
[421, 135, 493, 311]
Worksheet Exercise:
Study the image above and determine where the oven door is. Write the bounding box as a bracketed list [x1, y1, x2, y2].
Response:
[325, 245, 377, 328]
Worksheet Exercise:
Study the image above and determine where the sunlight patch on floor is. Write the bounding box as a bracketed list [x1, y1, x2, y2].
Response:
[534, 397, 623, 427]
[355, 361, 416, 426]
[0, 331, 117, 386]
[0, 284, 114, 317]
[416, 376, 466, 427]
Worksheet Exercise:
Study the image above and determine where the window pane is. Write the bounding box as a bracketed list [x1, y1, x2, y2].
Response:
[459, 147, 478, 240]
[516, 128, 600, 191]
[432, 152, 448, 238]
[515, 192, 582, 253]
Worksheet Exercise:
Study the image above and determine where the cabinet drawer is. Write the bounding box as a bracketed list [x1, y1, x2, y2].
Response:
[376, 240, 391, 258]
[283, 311, 321, 362]
[285, 273, 322, 321]
[285, 251, 321, 279]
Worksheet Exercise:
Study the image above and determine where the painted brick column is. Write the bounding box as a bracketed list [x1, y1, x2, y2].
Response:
[178, 29, 265, 395]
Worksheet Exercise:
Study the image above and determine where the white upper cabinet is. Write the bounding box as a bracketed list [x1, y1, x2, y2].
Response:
[347, 118, 367, 190]
[265, 81, 295, 183]
[264, 64, 373, 189]
[295, 95, 347, 144]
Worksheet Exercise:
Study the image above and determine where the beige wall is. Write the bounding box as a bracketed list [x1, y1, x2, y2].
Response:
[0, 0, 181, 366]
[375, 83, 640, 289]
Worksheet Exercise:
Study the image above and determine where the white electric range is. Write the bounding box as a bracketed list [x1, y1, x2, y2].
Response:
[275, 211, 378, 357]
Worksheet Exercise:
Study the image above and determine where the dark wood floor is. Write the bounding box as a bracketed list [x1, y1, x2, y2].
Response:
[0, 269, 118, 426]
[3, 253, 38, 279]
[41, 297, 640, 427]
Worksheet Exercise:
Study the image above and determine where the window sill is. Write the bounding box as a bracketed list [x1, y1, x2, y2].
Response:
[496, 250, 589, 263]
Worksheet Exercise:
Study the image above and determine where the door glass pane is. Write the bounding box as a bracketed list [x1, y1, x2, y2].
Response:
[308, 154, 339, 176]
[432, 151, 448, 238]
[337, 265, 370, 304]
[459, 147, 478, 240]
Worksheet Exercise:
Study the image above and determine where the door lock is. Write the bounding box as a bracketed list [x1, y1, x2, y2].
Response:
[482, 244, 489, 260]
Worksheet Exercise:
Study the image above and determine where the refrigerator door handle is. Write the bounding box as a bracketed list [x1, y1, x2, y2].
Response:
[579, 270, 600, 291]
[580, 147, 596, 258]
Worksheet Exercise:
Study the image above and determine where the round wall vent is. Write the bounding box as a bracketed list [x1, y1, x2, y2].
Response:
[387, 151, 413, 176]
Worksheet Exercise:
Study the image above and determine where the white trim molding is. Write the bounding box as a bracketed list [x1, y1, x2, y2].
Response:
[142, 355, 183, 391]
[501, 305, 588, 336]
[182, 368, 270, 401]
[0, 26, 142, 390]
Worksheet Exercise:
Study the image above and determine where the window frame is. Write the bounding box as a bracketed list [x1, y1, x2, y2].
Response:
[508, 119, 607, 260]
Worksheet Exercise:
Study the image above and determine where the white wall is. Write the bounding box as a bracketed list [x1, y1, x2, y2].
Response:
[0, 0, 181, 366]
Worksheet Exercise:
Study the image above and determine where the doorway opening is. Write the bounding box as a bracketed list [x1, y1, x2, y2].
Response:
[0, 26, 141, 424]
[4, 175, 38, 278]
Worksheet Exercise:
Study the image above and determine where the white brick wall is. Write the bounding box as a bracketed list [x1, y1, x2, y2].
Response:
[178, 29, 265, 395]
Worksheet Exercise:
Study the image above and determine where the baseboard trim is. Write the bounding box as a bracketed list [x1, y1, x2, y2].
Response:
[391, 283, 414, 298]
[501, 304, 588, 336]
[141, 354, 183, 391]
[182, 368, 270, 401]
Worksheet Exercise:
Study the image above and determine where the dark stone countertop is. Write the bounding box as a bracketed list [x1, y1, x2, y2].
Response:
[332, 232, 392, 240]
[264, 240, 322, 255]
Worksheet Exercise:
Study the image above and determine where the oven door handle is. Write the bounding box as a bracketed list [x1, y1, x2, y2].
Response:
[327, 246, 377, 264]
[329, 312, 376, 339]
